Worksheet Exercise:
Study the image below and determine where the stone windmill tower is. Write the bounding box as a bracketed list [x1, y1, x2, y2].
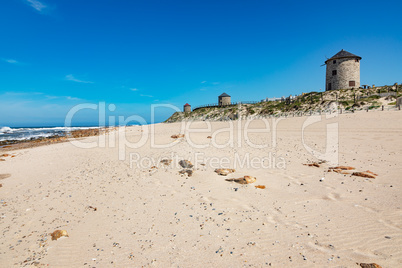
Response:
[325, 49, 362, 91]
[183, 103, 191, 113]
[218, 93, 231, 106]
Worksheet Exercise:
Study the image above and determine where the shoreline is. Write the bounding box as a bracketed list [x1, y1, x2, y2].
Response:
[0, 127, 116, 152]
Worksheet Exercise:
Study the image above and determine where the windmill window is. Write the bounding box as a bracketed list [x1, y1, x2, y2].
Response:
[333, 60, 336, 64]
[332, 70, 337, 76]
[349, 81, 355, 87]
[355, 59, 359, 62]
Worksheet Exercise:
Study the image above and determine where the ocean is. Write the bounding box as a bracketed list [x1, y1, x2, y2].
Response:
[0, 126, 99, 142]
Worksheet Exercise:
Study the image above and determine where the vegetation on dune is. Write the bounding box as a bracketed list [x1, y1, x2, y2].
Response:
[165, 86, 401, 123]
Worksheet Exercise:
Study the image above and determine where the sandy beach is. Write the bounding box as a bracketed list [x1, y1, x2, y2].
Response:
[0, 111, 401, 267]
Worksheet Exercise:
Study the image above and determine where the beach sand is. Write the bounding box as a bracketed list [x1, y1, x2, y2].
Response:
[0, 111, 401, 267]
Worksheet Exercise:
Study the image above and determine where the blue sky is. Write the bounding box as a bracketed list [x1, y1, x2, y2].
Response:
[1, 0, 401, 126]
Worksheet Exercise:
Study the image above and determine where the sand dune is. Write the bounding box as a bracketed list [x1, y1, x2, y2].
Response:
[0, 111, 401, 267]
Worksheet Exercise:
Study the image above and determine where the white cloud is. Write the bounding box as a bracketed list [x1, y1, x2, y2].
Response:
[65, 74, 94, 84]
[130, 88, 138, 91]
[201, 81, 207, 84]
[140, 94, 153, 98]
[26, 0, 47, 12]
[66, 96, 81, 101]
[3, 59, 19, 64]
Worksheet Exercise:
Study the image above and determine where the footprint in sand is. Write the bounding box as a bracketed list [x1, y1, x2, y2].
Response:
[323, 192, 342, 201]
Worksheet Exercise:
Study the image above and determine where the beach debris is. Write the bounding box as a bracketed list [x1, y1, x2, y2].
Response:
[0, 183, 2, 188]
[0, 159, 5, 161]
[160, 159, 172, 166]
[365, 170, 378, 176]
[0, 174, 11, 180]
[328, 166, 355, 174]
[359, 263, 382, 268]
[226, 176, 256, 184]
[329, 166, 355, 170]
[303, 162, 320, 167]
[0, 154, 10, 157]
[51, 230, 69, 240]
[255, 185, 266, 189]
[171, 134, 185, 139]
[329, 169, 351, 174]
[352, 172, 376, 179]
[148, 166, 158, 175]
[179, 169, 193, 177]
[319, 177, 325, 182]
[304, 160, 326, 167]
[207, 136, 212, 139]
[214, 168, 235, 176]
[88, 206, 97, 211]
[179, 160, 193, 169]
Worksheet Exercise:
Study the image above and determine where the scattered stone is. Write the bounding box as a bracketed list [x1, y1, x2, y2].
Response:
[215, 246, 223, 254]
[51, 230, 69, 240]
[179, 169, 193, 177]
[88, 206, 97, 211]
[128, 252, 134, 260]
[214, 168, 235, 176]
[171, 134, 185, 139]
[226, 176, 256, 184]
[160, 159, 172, 166]
[179, 160, 193, 169]
[255, 185, 266, 189]
[319, 177, 324, 182]
[352, 172, 376, 179]
[207, 136, 212, 139]
[359, 263, 382, 268]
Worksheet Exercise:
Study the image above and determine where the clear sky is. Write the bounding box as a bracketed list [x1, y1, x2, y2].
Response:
[1, 0, 401, 126]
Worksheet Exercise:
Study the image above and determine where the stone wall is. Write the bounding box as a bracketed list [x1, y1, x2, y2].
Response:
[184, 105, 191, 113]
[326, 58, 360, 91]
